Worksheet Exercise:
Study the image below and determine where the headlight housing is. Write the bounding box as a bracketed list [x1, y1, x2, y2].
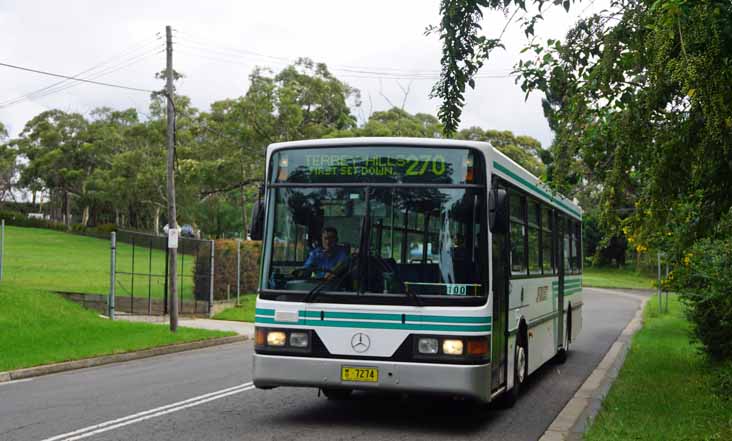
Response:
[255, 327, 311, 353]
[414, 335, 490, 361]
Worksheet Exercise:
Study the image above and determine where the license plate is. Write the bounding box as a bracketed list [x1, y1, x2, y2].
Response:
[341, 366, 378, 383]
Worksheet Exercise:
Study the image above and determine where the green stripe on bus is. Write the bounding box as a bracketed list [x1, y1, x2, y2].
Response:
[493, 162, 582, 218]
[255, 308, 275, 316]
[552, 279, 582, 286]
[409, 314, 492, 324]
[255, 317, 491, 332]
[297, 310, 491, 324]
[255, 317, 306, 325]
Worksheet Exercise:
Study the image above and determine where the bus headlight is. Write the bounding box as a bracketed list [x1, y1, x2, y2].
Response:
[417, 337, 439, 354]
[267, 331, 287, 346]
[442, 339, 464, 355]
[289, 332, 309, 348]
[255, 327, 312, 353]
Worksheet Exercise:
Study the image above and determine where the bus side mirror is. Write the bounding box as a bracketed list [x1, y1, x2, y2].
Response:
[489, 189, 508, 234]
[250, 200, 264, 240]
[249, 185, 265, 240]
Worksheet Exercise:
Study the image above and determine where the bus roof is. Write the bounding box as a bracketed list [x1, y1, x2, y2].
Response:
[266, 137, 582, 220]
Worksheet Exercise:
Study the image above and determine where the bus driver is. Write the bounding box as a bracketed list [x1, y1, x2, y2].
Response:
[294, 227, 349, 279]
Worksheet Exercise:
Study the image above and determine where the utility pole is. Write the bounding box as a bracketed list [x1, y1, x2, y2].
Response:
[165, 25, 179, 332]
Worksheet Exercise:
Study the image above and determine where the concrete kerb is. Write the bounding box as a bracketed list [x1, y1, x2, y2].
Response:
[539, 289, 650, 441]
[0, 335, 247, 384]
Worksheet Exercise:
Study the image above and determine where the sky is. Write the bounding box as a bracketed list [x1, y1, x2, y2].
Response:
[0, 0, 604, 147]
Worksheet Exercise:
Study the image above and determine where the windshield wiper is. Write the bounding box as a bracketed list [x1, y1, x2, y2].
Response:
[302, 256, 357, 303]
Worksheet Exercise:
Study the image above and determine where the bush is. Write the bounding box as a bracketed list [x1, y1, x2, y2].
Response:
[193, 240, 261, 301]
[714, 362, 732, 400]
[0, 210, 66, 231]
[670, 210, 732, 361]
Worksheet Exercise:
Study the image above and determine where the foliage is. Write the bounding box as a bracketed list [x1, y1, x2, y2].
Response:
[516, 0, 732, 256]
[193, 240, 261, 301]
[669, 209, 732, 361]
[428, 0, 504, 135]
[0, 209, 66, 231]
[455, 126, 545, 176]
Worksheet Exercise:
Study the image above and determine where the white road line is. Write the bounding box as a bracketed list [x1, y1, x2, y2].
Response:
[40, 382, 254, 441]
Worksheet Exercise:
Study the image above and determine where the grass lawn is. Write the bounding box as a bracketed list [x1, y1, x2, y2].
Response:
[2, 226, 195, 299]
[584, 295, 732, 441]
[582, 266, 656, 290]
[0, 282, 234, 372]
[212, 294, 257, 322]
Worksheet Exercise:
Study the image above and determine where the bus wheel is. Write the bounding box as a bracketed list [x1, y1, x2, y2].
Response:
[499, 334, 528, 408]
[556, 308, 571, 364]
[322, 388, 353, 400]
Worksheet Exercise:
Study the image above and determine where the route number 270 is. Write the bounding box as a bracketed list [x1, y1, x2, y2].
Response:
[405, 155, 447, 176]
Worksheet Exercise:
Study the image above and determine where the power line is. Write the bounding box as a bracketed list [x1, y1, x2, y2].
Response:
[0, 46, 163, 108]
[173, 30, 512, 79]
[0, 38, 163, 108]
[175, 42, 511, 81]
[0, 61, 156, 98]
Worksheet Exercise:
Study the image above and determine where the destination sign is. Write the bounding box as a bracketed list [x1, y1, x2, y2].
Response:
[272, 146, 479, 185]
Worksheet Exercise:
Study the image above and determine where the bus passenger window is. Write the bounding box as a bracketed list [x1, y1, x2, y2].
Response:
[510, 193, 526, 276]
[528, 201, 541, 275]
[541, 206, 553, 274]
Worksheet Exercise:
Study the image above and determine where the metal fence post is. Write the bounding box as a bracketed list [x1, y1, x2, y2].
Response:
[236, 238, 241, 306]
[665, 260, 670, 313]
[657, 252, 662, 314]
[109, 232, 116, 320]
[209, 240, 215, 317]
[0, 219, 5, 282]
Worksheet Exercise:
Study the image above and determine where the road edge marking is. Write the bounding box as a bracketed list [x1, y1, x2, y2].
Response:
[0, 335, 247, 384]
[539, 288, 650, 441]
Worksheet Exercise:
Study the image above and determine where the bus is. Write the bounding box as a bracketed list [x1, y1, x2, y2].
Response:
[251, 137, 582, 405]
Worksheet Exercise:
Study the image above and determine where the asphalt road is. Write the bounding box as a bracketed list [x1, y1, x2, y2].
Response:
[0, 288, 645, 441]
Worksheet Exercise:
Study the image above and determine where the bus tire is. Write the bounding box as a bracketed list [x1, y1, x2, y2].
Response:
[556, 307, 571, 364]
[322, 388, 353, 400]
[500, 330, 528, 408]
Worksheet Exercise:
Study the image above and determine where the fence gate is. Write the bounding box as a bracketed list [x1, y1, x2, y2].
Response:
[110, 230, 213, 317]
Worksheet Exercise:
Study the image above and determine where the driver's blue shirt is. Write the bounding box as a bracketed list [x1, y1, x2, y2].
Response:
[303, 246, 348, 278]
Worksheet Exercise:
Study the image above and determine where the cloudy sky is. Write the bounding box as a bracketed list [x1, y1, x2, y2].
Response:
[0, 1, 602, 146]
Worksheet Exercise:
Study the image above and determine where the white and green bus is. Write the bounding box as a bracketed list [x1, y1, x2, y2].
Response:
[251, 137, 582, 405]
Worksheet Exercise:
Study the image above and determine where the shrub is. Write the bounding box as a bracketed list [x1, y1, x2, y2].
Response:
[714, 362, 732, 400]
[0, 210, 66, 231]
[670, 210, 732, 361]
[193, 240, 261, 301]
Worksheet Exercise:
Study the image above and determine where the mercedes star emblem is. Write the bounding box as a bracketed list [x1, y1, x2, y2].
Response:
[350, 332, 371, 353]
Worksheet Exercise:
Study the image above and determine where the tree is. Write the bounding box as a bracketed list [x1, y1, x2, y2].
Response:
[455, 127, 545, 176]
[14, 110, 92, 227]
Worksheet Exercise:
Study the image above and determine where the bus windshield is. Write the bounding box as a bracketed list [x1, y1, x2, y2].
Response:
[262, 147, 487, 305]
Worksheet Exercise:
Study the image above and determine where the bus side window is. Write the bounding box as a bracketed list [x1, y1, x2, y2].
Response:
[574, 221, 582, 273]
[509, 192, 527, 276]
[541, 206, 553, 274]
[562, 216, 571, 273]
[528, 200, 541, 275]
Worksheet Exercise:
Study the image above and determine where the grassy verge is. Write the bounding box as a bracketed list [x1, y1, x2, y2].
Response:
[584, 295, 732, 441]
[0, 282, 234, 372]
[2, 225, 195, 298]
[582, 266, 655, 290]
[212, 294, 257, 322]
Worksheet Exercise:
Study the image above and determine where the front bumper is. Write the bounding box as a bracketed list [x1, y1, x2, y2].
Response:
[253, 354, 492, 402]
